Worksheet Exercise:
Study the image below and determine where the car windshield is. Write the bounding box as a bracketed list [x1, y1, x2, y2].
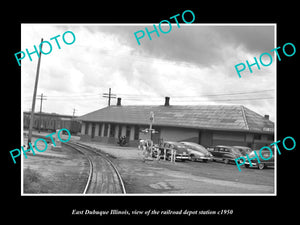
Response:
[234, 146, 252, 155]
[260, 149, 273, 158]
[176, 145, 186, 151]
[231, 148, 242, 155]
[238, 148, 251, 155]
[170, 143, 187, 152]
[184, 143, 208, 154]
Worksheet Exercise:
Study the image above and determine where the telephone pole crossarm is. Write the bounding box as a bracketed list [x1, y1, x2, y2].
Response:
[102, 88, 116, 106]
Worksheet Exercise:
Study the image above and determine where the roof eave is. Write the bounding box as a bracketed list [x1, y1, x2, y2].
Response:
[78, 119, 271, 133]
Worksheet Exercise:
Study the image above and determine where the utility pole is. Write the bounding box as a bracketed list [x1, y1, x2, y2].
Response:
[102, 88, 116, 106]
[37, 93, 47, 133]
[28, 38, 43, 148]
[71, 108, 77, 133]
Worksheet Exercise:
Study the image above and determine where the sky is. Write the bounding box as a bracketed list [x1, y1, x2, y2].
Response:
[21, 24, 276, 121]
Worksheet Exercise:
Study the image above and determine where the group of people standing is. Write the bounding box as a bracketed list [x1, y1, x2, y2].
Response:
[138, 139, 176, 163]
[138, 139, 156, 162]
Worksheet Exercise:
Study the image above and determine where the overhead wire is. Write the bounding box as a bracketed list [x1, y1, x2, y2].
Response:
[23, 89, 274, 103]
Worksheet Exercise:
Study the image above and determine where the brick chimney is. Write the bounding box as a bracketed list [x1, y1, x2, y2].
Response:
[264, 114, 269, 120]
[117, 97, 122, 106]
[164, 96, 170, 106]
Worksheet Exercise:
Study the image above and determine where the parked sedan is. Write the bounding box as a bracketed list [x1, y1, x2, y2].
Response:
[157, 141, 189, 161]
[210, 145, 244, 164]
[244, 148, 274, 170]
[233, 146, 253, 156]
[180, 142, 213, 162]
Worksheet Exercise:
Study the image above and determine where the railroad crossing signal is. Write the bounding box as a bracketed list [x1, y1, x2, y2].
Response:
[141, 128, 159, 134]
[150, 111, 154, 123]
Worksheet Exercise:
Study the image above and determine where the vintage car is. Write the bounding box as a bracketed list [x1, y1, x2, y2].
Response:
[233, 146, 253, 156]
[209, 145, 244, 164]
[244, 147, 274, 170]
[180, 142, 213, 162]
[155, 141, 189, 161]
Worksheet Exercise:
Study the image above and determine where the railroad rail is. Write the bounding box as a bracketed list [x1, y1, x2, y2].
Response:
[63, 142, 126, 194]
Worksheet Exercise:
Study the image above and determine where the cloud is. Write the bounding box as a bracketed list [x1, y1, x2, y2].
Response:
[100, 25, 275, 69]
[21, 24, 276, 120]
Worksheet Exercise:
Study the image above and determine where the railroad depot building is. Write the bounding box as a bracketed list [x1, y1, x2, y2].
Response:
[78, 97, 274, 149]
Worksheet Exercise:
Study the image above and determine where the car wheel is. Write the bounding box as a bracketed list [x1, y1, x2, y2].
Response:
[258, 163, 265, 170]
[190, 155, 196, 162]
[224, 159, 229, 164]
[245, 164, 249, 168]
[202, 159, 208, 163]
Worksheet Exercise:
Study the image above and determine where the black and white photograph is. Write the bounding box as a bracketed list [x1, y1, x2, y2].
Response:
[4, 5, 298, 221]
[21, 24, 276, 195]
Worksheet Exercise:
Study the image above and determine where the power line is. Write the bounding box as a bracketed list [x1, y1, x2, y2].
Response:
[23, 89, 274, 104]
[115, 89, 274, 98]
[176, 97, 274, 102]
[45, 93, 100, 97]
[24, 89, 274, 100]
[172, 89, 275, 98]
[122, 96, 274, 102]
[24, 95, 274, 102]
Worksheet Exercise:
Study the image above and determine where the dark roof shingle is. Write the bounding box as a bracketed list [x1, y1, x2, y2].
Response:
[78, 105, 274, 133]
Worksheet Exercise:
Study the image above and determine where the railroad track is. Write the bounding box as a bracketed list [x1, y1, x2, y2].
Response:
[63, 142, 126, 194]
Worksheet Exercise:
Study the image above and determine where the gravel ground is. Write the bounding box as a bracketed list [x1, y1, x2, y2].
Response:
[78, 141, 275, 195]
[21, 132, 275, 195]
[78, 141, 141, 159]
[23, 135, 89, 194]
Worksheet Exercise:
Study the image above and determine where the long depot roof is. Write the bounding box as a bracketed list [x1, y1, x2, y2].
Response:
[78, 105, 274, 133]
